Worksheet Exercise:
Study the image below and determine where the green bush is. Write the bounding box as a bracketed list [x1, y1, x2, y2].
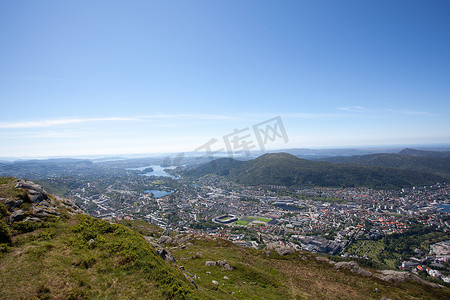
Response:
[0, 221, 12, 244]
[0, 204, 8, 218]
[0, 177, 15, 185]
[0, 243, 8, 252]
[12, 221, 40, 233]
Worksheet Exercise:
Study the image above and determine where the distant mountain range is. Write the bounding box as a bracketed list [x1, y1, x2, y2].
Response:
[1, 148, 449, 189]
[318, 148, 450, 176]
[184, 150, 449, 189]
[263, 146, 450, 159]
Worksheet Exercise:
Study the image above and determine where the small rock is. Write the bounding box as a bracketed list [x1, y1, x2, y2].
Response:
[217, 260, 227, 267]
[9, 209, 25, 223]
[183, 273, 198, 290]
[222, 263, 233, 271]
[223, 276, 229, 280]
[61, 197, 77, 207]
[212, 280, 219, 285]
[205, 261, 217, 266]
[206, 271, 211, 275]
[4, 198, 23, 210]
[32, 206, 60, 218]
[3, 199, 13, 208]
[40, 200, 50, 207]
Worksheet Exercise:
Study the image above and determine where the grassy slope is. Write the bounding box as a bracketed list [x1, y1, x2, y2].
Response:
[1, 177, 450, 299]
[166, 234, 449, 300]
[2, 215, 450, 300]
[0, 177, 197, 299]
[0, 214, 198, 299]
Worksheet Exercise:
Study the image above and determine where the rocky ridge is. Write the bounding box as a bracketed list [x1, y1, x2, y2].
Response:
[2, 179, 84, 224]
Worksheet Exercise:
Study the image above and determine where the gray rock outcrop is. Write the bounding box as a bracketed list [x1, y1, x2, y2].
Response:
[374, 270, 440, 288]
[334, 261, 373, 277]
[15, 180, 48, 203]
[157, 235, 173, 244]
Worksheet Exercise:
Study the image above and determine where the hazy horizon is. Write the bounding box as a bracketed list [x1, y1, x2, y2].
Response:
[1, 143, 450, 161]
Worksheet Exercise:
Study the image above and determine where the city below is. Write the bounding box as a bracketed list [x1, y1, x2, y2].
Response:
[3, 148, 447, 285]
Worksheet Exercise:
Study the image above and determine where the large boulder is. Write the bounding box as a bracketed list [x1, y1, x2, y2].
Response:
[275, 246, 295, 256]
[267, 242, 296, 256]
[155, 246, 176, 263]
[15, 180, 47, 195]
[334, 261, 373, 277]
[15, 180, 48, 203]
[157, 235, 173, 244]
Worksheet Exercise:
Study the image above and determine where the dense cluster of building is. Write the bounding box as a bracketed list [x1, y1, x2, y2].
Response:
[60, 170, 449, 282]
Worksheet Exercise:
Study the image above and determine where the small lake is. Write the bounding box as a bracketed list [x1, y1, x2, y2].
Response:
[437, 204, 450, 213]
[127, 165, 177, 179]
[144, 190, 173, 198]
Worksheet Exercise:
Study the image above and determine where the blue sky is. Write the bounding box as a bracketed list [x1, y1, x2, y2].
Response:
[1, 0, 449, 157]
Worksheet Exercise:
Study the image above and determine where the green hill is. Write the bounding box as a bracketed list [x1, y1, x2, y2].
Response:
[1, 177, 449, 299]
[184, 157, 244, 178]
[320, 148, 450, 176]
[186, 153, 446, 189]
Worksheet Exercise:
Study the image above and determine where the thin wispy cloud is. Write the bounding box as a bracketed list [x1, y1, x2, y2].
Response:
[0, 114, 238, 129]
[338, 106, 368, 112]
[0, 117, 138, 129]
